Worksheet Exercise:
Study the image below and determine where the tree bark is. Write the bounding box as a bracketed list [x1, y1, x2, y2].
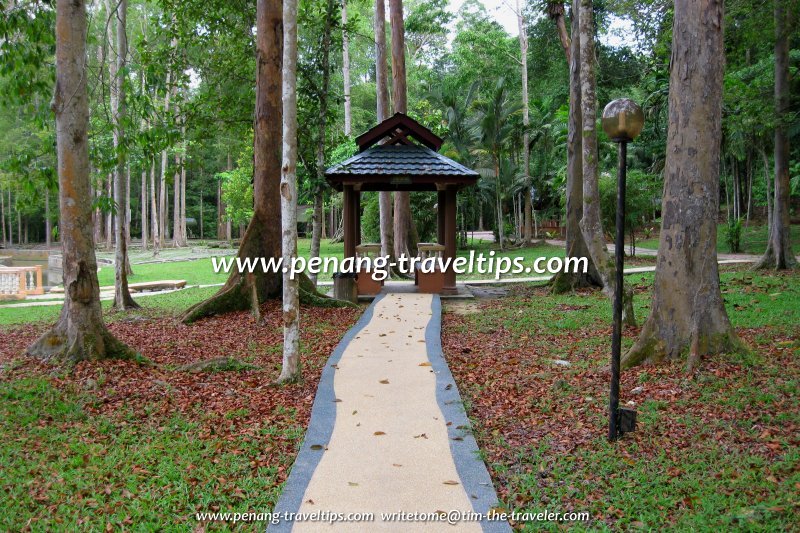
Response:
[141, 167, 148, 250]
[547, 1, 571, 63]
[181, 134, 187, 243]
[110, 0, 139, 310]
[45, 190, 51, 248]
[180, 0, 342, 323]
[755, 0, 797, 270]
[28, 0, 133, 363]
[390, 0, 415, 259]
[105, 175, 112, 250]
[159, 41, 174, 248]
[342, 0, 352, 136]
[279, 0, 301, 383]
[149, 156, 159, 253]
[761, 146, 772, 234]
[309, 0, 336, 286]
[517, 0, 532, 245]
[376, 0, 394, 258]
[1, 185, 6, 247]
[623, 0, 741, 368]
[182, 0, 283, 323]
[551, 0, 601, 292]
[577, 0, 634, 324]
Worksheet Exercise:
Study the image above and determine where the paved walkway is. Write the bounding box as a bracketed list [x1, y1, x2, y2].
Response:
[270, 293, 508, 532]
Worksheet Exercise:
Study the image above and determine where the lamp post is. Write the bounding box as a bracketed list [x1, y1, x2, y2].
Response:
[602, 98, 644, 441]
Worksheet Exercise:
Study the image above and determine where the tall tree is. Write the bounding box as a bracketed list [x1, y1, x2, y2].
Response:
[754, 0, 797, 270]
[181, 0, 284, 323]
[376, 0, 393, 258]
[309, 0, 337, 286]
[578, 0, 634, 324]
[515, 0, 533, 245]
[109, 0, 139, 310]
[280, 0, 300, 382]
[473, 78, 519, 251]
[623, 0, 741, 368]
[550, 0, 601, 292]
[342, 0, 352, 136]
[389, 0, 414, 259]
[28, 0, 133, 362]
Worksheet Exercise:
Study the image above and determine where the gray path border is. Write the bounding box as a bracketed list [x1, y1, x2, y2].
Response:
[268, 294, 384, 532]
[427, 295, 511, 533]
[268, 293, 509, 532]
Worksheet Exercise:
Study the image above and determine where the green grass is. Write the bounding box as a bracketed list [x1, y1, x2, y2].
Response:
[0, 376, 299, 531]
[444, 267, 800, 531]
[637, 222, 800, 255]
[0, 286, 219, 327]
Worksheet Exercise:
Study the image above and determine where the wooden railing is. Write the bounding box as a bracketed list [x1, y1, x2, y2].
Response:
[0, 266, 44, 300]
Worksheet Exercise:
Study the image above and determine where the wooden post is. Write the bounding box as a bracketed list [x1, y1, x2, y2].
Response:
[437, 189, 446, 245]
[343, 185, 355, 258]
[354, 188, 361, 248]
[443, 186, 457, 292]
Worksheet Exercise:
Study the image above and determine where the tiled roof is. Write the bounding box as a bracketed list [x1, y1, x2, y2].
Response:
[326, 145, 478, 178]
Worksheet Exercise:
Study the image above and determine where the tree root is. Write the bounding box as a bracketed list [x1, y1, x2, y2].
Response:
[622, 319, 745, 369]
[27, 323, 145, 367]
[181, 272, 355, 324]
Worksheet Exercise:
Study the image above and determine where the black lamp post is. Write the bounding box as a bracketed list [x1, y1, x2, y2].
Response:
[602, 98, 644, 441]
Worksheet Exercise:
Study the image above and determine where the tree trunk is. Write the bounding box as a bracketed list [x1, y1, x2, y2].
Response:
[109, 0, 138, 310]
[551, 0, 601, 292]
[494, 158, 504, 249]
[0, 185, 6, 247]
[159, 43, 173, 248]
[342, 0, 352, 136]
[376, 0, 394, 258]
[141, 167, 148, 250]
[172, 93, 186, 247]
[547, 1, 571, 63]
[577, 0, 634, 323]
[28, 0, 133, 362]
[45, 191, 51, 248]
[310, 0, 336, 286]
[149, 156, 159, 253]
[390, 0, 415, 259]
[9, 189, 15, 246]
[181, 131, 187, 244]
[623, 0, 741, 368]
[279, 0, 301, 383]
[182, 0, 338, 323]
[755, 0, 797, 270]
[517, 0, 532, 245]
[761, 146, 772, 234]
[105, 175, 113, 250]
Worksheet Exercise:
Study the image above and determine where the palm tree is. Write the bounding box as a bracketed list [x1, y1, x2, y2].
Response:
[471, 77, 521, 250]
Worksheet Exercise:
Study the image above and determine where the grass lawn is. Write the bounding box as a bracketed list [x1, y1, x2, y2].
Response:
[0, 290, 362, 531]
[637, 222, 800, 255]
[442, 265, 799, 530]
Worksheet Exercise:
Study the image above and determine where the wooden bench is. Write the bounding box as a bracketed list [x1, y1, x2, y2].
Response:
[50, 279, 187, 294]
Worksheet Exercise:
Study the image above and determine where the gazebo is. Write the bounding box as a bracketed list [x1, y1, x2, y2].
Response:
[325, 113, 479, 294]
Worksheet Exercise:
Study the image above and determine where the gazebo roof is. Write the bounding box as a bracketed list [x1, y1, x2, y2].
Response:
[325, 114, 478, 192]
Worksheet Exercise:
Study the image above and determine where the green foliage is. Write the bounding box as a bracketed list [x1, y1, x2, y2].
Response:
[219, 145, 254, 227]
[726, 217, 743, 254]
[599, 169, 660, 238]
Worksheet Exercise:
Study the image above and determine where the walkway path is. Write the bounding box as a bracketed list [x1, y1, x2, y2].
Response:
[270, 293, 509, 532]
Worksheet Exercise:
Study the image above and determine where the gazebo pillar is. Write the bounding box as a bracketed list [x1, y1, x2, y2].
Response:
[343, 184, 355, 258]
[443, 186, 457, 293]
[437, 190, 446, 245]
[352, 187, 361, 248]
